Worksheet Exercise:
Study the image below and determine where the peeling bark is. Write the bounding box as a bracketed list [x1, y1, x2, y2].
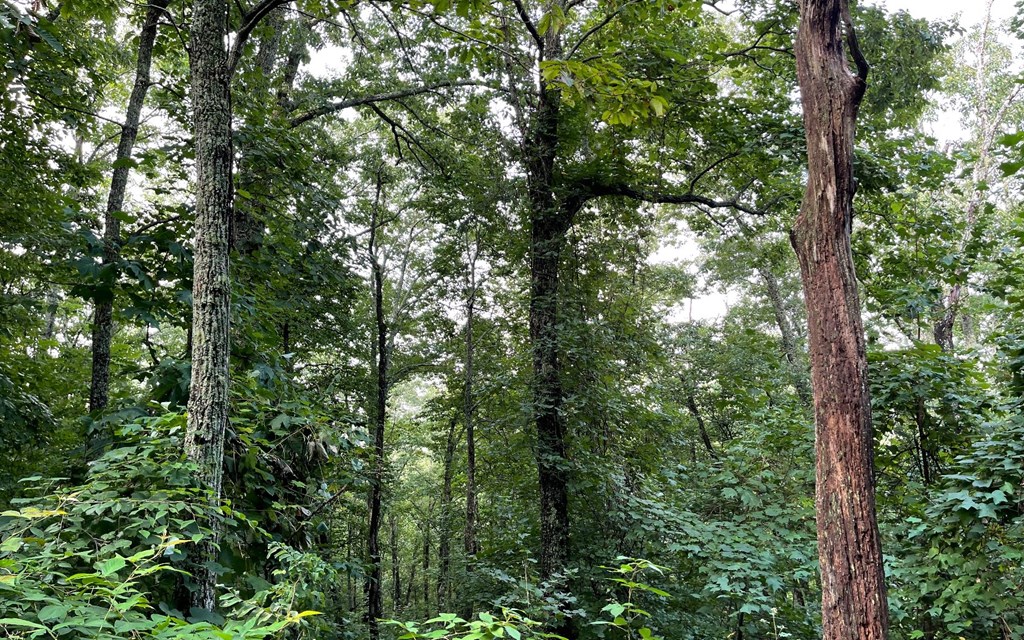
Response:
[790, 1, 889, 637]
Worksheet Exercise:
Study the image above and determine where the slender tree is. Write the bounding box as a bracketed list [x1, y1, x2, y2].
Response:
[790, 1, 889, 637]
[89, 0, 171, 415]
[437, 415, 458, 606]
[183, 0, 233, 613]
[366, 170, 389, 640]
[463, 227, 480, 562]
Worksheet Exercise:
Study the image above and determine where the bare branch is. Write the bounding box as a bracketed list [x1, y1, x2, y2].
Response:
[227, 0, 289, 75]
[510, 0, 543, 51]
[566, 0, 640, 59]
[289, 80, 496, 127]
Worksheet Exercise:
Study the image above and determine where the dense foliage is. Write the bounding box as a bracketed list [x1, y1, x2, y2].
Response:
[2, 0, 1024, 637]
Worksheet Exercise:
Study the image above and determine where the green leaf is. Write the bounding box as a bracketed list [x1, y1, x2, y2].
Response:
[602, 603, 625, 618]
[0, 618, 49, 630]
[37, 604, 68, 623]
[98, 555, 127, 576]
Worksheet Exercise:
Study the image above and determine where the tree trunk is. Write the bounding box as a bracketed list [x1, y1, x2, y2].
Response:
[527, 60, 572, 594]
[438, 416, 457, 607]
[184, 0, 233, 614]
[759, 267, 812, 405]
[231, 16, 310, 253]
[463, 234, 480, 564]
[915, 396, 932, 484]
[932, 0, 1005, 352]
[390, 512, 401, 612]
[790, 2, 889, 639]
[422, 520, 431, 609]
[682, 386, 716, 458]
[89, 0, 170, 414]
[365, 196, 388, 640]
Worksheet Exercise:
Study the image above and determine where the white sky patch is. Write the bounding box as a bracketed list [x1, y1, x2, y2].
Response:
[879, 0, 1015, 26]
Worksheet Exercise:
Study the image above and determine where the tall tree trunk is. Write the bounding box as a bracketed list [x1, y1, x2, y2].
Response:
[790, 2, 888, 638]
[464, 230, 480, 560]
[438, 416, 457, 607]
[231, 15, 310, 253]
[184, 0, 233, 614]
[390, 512, 401, 612]
[422, 519, 431, 609]
[528, 52, 571, 594]
[365, 192, 388, 640]
[89, 0, 170, 414]
[347, 519, 355, 611]
[759, 267, 812, 405]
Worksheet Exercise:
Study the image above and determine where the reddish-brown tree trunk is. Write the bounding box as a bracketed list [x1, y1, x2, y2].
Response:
[790, 1, 889, 638]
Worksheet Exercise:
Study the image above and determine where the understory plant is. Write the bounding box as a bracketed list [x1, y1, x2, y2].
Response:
[0, 411, 322, 638]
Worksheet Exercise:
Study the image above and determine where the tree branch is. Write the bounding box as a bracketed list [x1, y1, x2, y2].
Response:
[288, 80, 496, 127]
[227, 0, 289, 75]
[510, 0, 543, 51]
[841, 4, 869, 99]
[566, 0, 639, 59]
[574, 178, 770, 217]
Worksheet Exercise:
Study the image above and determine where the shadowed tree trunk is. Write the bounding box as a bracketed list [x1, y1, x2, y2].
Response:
[422, 513, 431, 609]
[527, 31, 572, 601]
[390, 512, 401, 611]
[184, 0, 233, 614]
[790, 1, 889, 638]
[682, 383, 716, 458]
[365, 175, 388, 640]
[463, 227, 480, 564]
[438, 416, 457, 607]
[89, 0, 170, 415]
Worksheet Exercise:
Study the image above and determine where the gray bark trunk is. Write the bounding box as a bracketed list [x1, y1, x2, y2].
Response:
[89, 0, 170, 414]
[184, 0, 233, 614]
[464, 233, 480, 561]
[758, 267, 811, 405]
[438, 416, 457, 607]
[365, 184, 388, 640]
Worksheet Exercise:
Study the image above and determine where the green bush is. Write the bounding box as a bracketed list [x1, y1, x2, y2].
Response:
[0, 411, 321, 639]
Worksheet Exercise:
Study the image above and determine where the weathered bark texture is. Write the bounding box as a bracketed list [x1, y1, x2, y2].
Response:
[790, 2, 889, 638]
[365, 196, 388, 640]
[184, 0, 233, 614]
[89, 0, 170, 414]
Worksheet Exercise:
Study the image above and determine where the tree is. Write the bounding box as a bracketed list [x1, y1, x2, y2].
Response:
[183, 0, 233, 613]
[89, 0, 171, 415]
[790, 1, 889, 637]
